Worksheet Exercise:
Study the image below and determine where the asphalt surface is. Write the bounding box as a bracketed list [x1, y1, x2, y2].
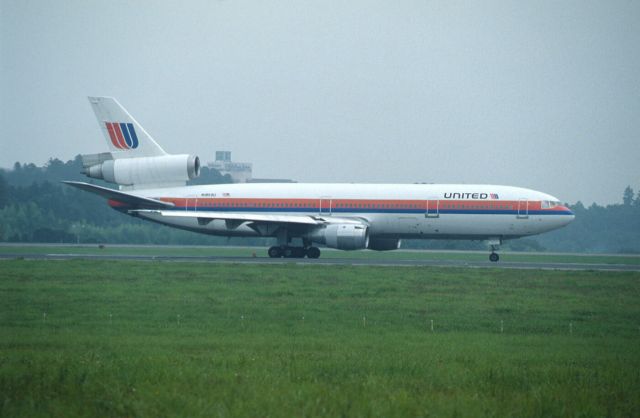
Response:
[1, 252, 639, 271]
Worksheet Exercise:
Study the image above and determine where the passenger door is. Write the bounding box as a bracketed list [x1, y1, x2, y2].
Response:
[425, 197, 439, 218]
[186, 194, 198, 212]
[319, 196, 332, 216]
[517, 199, 529, 219]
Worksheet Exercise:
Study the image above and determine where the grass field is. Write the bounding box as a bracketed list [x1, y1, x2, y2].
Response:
[1, 244, 639, 265]
[1, 260, 639, 417]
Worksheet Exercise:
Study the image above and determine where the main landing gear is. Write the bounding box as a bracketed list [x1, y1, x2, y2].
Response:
[268, 246, 321, 259]
[269, 230, 320, 259]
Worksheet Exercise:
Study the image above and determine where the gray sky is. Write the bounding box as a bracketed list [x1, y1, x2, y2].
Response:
[1, 0, 639, 204]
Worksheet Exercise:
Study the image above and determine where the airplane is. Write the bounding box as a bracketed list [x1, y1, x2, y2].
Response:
[64, 97, 575, 261]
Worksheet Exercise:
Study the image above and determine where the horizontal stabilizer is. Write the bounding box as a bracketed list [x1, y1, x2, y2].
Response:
[62, 181, 174, 209]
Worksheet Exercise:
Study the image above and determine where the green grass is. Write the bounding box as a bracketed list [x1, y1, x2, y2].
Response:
[1, 260, 639, 417]
[1, 244, 639, 265]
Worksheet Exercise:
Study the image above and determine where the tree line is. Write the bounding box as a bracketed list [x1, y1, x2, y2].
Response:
[0, 156, 247, 245]
[1, 157, 638, 253]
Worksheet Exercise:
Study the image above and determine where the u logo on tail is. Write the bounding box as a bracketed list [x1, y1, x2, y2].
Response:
[89, 96, 167, 157]
[105, 122, 139, 149]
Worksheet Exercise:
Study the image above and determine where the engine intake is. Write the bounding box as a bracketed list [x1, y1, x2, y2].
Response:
[308, 224, 369, 251]
[83, 154, 200, 187]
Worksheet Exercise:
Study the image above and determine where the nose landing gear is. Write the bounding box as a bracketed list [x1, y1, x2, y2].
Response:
[488, 238, 501, 263]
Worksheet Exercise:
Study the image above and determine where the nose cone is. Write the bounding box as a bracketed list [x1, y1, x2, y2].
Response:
[560, 206, 575, 226]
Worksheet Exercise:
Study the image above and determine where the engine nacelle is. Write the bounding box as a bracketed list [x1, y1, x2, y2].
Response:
[308, 224, 369, 251]
[84, 154, 200, 187]
[368, 238, 401, 251]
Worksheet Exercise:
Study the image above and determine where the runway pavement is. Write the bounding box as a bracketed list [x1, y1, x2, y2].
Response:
[1, 252, 639, 271]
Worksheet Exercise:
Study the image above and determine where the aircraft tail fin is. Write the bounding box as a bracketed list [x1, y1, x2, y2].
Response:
[88, 96, 166, 158]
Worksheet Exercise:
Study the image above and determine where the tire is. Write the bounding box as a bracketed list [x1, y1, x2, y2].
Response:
[268, 246, 283, 258]
[489, 253, 499, 262]
[306, 247, 321, 259]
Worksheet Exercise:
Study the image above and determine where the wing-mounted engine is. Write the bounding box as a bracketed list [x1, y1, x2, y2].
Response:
[307, 223, 369, 250]
[81, 153, 200, 189]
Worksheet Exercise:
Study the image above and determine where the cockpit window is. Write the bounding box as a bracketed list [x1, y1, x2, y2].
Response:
[542, 200, 562, 209]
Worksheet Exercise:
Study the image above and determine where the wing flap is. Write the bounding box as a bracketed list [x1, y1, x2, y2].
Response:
[132, 210, 366, 226]
[134, 210, 321, 225]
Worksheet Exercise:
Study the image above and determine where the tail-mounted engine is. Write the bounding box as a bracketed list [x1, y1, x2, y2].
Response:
[81, 154, 200, 189]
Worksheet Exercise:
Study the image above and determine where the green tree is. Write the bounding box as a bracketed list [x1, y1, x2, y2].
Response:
[623, 186, 634, 206]
[0, 172, 8, 208]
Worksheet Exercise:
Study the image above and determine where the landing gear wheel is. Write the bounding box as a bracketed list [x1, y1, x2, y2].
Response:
[282, 247, 307, 258]
[268, 246, 283, 258]
[489, 253, 499, 262]
[292, 247, 306, 258]
[306, 247, 321, 259]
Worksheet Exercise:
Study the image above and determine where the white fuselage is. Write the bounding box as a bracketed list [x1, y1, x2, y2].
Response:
[121, 183, 574, 241]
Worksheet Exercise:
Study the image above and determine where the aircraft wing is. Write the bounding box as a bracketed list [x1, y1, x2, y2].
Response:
[62, 181, 175, 209]
[132, 209, 366, 227]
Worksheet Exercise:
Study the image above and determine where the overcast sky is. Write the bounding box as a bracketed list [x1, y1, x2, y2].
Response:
[1, 0, 639, 204]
